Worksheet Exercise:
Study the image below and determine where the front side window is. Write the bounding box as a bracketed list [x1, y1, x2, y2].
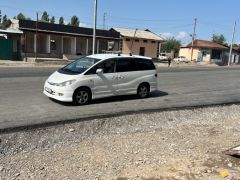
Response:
[85, 59, 116, 75]
[59, 57, 100, 75]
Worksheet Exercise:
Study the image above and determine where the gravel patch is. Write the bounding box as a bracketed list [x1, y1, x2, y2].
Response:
[1, 105, 240, 179]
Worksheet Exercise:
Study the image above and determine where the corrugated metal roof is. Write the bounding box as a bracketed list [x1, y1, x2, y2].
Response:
[0, 28, 23, 34]
[112, 28, 164, 41]
[183, 40, 228, 49]
[18, 20, 120, 39]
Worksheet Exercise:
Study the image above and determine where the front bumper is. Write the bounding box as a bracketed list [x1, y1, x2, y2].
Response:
[43, 82, 74, 102]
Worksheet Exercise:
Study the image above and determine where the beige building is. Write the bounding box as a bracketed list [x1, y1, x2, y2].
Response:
[111, 28, 164, 58]
[179, 40, 228, 62]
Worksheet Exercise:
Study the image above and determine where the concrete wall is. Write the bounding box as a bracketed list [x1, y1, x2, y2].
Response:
[179, 48, 200, 61]
[63, 37, 72, 54]
[76, 37, 87, 55]
[25, 32, 35, 53]
[122, 37, 159, 58]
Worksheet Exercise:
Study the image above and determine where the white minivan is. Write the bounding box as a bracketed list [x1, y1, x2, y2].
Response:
[43, 54, 158, 105]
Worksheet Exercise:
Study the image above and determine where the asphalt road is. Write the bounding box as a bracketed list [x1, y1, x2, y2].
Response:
[1, 66, 240, 130]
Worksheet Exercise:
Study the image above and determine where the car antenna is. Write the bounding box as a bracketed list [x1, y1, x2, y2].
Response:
[130, 28, 138, 56]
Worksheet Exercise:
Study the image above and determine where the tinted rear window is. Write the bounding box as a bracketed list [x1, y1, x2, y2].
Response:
[116, 58, 155, 72]
[134, 58, 156, 71]
[116, 58, 135, 72]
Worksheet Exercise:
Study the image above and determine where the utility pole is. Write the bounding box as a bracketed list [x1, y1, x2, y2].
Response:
[130, 28, 138, 55]
[228, 21, 237, 66]
[92, 0, 97, 55]
[35, 12, 39, 61]
[190, 18, 197, 61]
[103, 12, 107, 29]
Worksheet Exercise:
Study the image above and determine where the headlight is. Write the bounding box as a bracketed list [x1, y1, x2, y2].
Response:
[56, 79, 76, 87]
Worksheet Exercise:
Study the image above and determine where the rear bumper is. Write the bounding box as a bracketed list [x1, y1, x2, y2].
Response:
[43, 83, 73, 102]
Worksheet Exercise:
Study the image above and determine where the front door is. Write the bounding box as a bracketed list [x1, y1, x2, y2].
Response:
[139, 47, 145, 56]
[84, 59, 118, 99]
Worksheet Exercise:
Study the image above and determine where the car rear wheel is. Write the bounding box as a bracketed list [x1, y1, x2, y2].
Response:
[73, 88, 91, 105]
[137, 84, 149, 98]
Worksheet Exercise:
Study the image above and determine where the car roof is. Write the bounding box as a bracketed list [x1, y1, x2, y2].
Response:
[87, 53, 152, 60]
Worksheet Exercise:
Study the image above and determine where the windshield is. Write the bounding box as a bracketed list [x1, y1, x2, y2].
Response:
[59, 57, 100, 74]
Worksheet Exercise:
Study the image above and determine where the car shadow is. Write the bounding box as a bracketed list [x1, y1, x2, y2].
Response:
[49, 90, 168, 107]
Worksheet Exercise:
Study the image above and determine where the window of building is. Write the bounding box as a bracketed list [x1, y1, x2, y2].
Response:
[135, 39, 139, 42]
[152, 41, 156, 43]
[126, 38, 131, 42]
[119, 40, 123, 51]
[143, 40, 148, 43]
[50, 39, 56, 51]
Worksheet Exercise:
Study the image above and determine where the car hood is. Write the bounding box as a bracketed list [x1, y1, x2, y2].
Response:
[47, 71, 79, 84]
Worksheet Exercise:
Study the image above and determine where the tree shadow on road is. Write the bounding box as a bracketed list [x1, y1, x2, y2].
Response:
[50, 90, 168, 107]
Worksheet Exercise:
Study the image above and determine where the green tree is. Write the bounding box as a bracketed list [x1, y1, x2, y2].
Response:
[50, 16, 55, 24]
[0, 15, 11, 29]
[17, 12, 26, 20]
[41, 11, 49, 22]
[161, 37, 181, 53]
[59, 16, 64, 25]
[70, 15, 79, 27]
[212, 34, 227, 46]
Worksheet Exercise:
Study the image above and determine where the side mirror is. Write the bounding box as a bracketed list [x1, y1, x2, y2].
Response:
[96, 68, 103, 75]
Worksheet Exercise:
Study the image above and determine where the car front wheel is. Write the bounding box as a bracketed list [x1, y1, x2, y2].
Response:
[73, 88, 91, 105]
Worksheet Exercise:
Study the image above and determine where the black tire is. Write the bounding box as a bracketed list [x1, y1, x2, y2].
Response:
[73, 88, 91, 105]
[137, 83, 150, 98]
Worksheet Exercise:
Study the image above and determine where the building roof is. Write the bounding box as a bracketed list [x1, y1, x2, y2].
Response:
[0, 28, 23, 34]
[18, 20, 120, 39]
[183, 40, 228, 49]
[111, 28, 164, 41]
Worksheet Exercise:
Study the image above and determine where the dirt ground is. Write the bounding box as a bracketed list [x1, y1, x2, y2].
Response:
[1, 105, 240, 179]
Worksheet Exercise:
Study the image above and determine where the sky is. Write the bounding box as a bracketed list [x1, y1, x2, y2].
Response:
[1, 0, 240, 44]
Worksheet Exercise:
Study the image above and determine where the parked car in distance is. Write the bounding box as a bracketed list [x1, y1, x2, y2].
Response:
[43, 54, 158, 105]
[173, 56, 188, 62]
[158, 53, 168, 61]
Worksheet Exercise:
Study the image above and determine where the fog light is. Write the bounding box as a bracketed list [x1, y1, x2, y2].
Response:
[58, 93, 64, 96]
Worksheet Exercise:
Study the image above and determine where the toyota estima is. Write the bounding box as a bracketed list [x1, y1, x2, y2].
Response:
[44, 54, 158, 105]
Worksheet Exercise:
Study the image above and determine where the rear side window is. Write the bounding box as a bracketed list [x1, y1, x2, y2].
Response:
[116, 58, 135, 72]
[116, 58, 155, 72]
[134, 58, 156, 71]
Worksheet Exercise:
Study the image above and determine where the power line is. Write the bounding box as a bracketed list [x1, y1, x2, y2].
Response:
[108, 16, 192, 23]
